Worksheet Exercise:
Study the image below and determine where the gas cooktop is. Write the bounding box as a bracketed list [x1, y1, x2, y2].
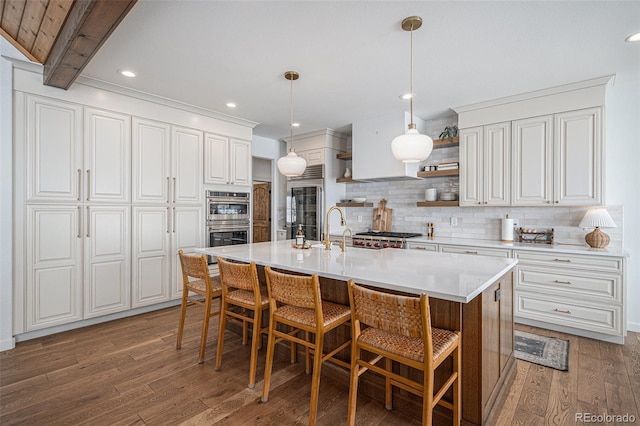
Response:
[354, 232, 421, 238]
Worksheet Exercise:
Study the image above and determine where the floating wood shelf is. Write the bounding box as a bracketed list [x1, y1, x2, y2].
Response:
[336, 152, 352, 160]
[417, 169, 459, 178]
[336, 177, 360, 183]
[432, 136, 459, 148]
[416, 201, 459, 207]
[336, 202, 373, 207]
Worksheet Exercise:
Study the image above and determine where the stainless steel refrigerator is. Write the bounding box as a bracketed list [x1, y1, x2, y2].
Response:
[286, 178, 323, 241]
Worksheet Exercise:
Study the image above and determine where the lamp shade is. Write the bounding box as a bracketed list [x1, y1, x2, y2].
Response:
[277, 150, 307, 177]
[578, 208, 617, 229]
[391, 128, 433, 163]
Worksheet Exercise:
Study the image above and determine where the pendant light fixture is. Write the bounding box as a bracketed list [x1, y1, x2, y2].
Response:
[391, 16, 433, 163]
[277, 71, 307, 177]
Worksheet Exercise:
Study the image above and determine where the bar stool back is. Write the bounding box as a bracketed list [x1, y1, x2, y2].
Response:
[176, 250, 222, 363]
[215, 257, 269, 388]
[347, 281, 461, 425]
[261, 267, 351, 425]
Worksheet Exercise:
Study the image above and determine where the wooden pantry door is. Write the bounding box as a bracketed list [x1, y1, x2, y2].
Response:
[252, 182, 271, 243]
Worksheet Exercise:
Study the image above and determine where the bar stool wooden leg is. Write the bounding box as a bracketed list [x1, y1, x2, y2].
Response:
[261, 318, 276, 403]
[248, 308, 261, 388]
[453, 342, 461, 425]
[347, 343, 361, 425]
[290, 325, 297, 364]
[176, 291, 188, 350]
[308, 332, 324, 425]
[423, 366, 434, 425]
[214, 299, 228, 371]
[385, 357, 393, 410]
[305, 330, 311, 374]
[198, 294, 213, 364]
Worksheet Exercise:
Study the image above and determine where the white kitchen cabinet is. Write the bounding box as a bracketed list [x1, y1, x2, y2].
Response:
[26, 205, 83, 330]
[514, 250, 625, 340]
[132, 117, 171, 203]
[297, 148, 324, 166]
[26, 95, 83, 202]
[84, 108, 131, 203]
[172, 126, 203, 203]
[439, 244, 511, 258]
[170, 206, 204, 299]
[512, 107, 602, 206]
[84, 206, 131, 318]
[459, 122, 510, 206]
[406, 241, 438, 251]
[132, 206, 171, 307]
[204, 133, 251, 186]
[133, 119, 203, 204]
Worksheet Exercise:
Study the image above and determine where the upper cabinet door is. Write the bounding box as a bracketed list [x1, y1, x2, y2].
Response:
[171, 126, 203, 204]
[484, 122, 511, 206]
[132, 117, 171, 204]
[84, 108, 131, 203]
[230, 139, 251, 186]
[512, 115, 553, 206]
[204, 133, 229, 184]
[26, 95, 83, 202]
[554, 107, 602, 206]
[459, 127, 483, 206]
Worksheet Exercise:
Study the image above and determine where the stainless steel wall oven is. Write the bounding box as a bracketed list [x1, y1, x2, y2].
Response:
[206, 191, 250, 262]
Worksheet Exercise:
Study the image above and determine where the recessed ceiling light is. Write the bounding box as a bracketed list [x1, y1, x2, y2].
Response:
[625, 32, 640, 42]
[400, 93, 414, 100]
[118, 69, 136, 78]
[226, 102, 237, 108]
[292, 122, 301, 127]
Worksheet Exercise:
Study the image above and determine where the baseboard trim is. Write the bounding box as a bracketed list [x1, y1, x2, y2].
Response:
[0, 337, 16, 351]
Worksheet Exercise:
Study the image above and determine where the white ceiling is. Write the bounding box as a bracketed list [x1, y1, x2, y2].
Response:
[80, 1, 640, 140]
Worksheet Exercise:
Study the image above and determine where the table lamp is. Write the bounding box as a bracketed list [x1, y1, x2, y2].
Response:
[578, 208, 617, 248]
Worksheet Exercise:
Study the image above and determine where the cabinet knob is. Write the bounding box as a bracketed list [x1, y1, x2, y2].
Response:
[546, 200, 551, 204]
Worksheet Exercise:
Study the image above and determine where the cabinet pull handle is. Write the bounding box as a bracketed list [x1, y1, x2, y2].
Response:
[166, 207, 170, 233]
[86, 206, 90, 238]
[554, 258, 571, 262]
[166, 177, 170, 203]
[173, 177, 176, 203]
[77, 206, 82, 238]
[415, 246, 426, 250]
[77, 169, 82, 201]
[553, 308, 572, 314]
[173, 207, 176, 233]
[465, 250, 478, 254]
[546, 200, 551, 204]
[86, 170, 91, 201]
[554, 279, 572, 284]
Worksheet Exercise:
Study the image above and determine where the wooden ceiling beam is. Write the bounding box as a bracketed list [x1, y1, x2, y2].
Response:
[43, 0, 137, 89]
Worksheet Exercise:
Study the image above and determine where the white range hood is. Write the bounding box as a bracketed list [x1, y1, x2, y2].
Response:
[352, 112, 425, 181]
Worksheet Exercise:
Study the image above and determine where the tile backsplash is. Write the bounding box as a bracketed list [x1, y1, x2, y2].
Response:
[345, 179, 624, 250]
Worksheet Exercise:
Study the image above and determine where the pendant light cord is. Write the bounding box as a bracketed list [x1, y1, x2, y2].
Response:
[290, 75, 294, 152]
[409, 20, 414, 125]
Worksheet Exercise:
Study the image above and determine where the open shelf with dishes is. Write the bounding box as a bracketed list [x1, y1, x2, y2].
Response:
[417, 169, 459, 178]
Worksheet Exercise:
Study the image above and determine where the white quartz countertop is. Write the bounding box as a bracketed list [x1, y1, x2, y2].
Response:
[408, 236, 629, 257]
[196, 240, 517, 303]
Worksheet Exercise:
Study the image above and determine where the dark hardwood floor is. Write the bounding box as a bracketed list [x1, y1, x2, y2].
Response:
[1, 304, 638, 425]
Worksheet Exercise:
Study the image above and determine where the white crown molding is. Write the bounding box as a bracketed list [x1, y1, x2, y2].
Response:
[3, 56, 258, 129]
[454, 75, 616, 114]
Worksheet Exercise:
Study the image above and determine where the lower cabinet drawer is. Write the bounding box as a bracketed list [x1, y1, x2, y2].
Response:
[516, 266, 621, 303]
[515, 291, 622, 336]
[406, 242, 437, 252]
[439, 244, 511, 258]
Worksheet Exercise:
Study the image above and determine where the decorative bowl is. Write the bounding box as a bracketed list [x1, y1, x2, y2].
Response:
[352, 197, 366, 203]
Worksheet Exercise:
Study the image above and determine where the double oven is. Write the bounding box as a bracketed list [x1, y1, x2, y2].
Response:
[206, 191, 250, 250]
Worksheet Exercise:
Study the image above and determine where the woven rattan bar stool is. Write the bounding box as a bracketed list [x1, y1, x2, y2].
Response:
[347, 281, 461, 425]
[176, 250, 222, 364]
[215, 257, 270, 388]
[261, 267, 351, 425]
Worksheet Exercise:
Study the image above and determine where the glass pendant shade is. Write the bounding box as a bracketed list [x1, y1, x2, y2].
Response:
[277, 150, 307, 176]
[391, 127, 433, 163]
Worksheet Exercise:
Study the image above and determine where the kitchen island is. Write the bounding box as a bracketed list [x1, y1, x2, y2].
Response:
[196, 241, 518, 425]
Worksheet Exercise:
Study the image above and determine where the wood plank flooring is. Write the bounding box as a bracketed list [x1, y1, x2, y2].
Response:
[1, 305, 638, 425]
